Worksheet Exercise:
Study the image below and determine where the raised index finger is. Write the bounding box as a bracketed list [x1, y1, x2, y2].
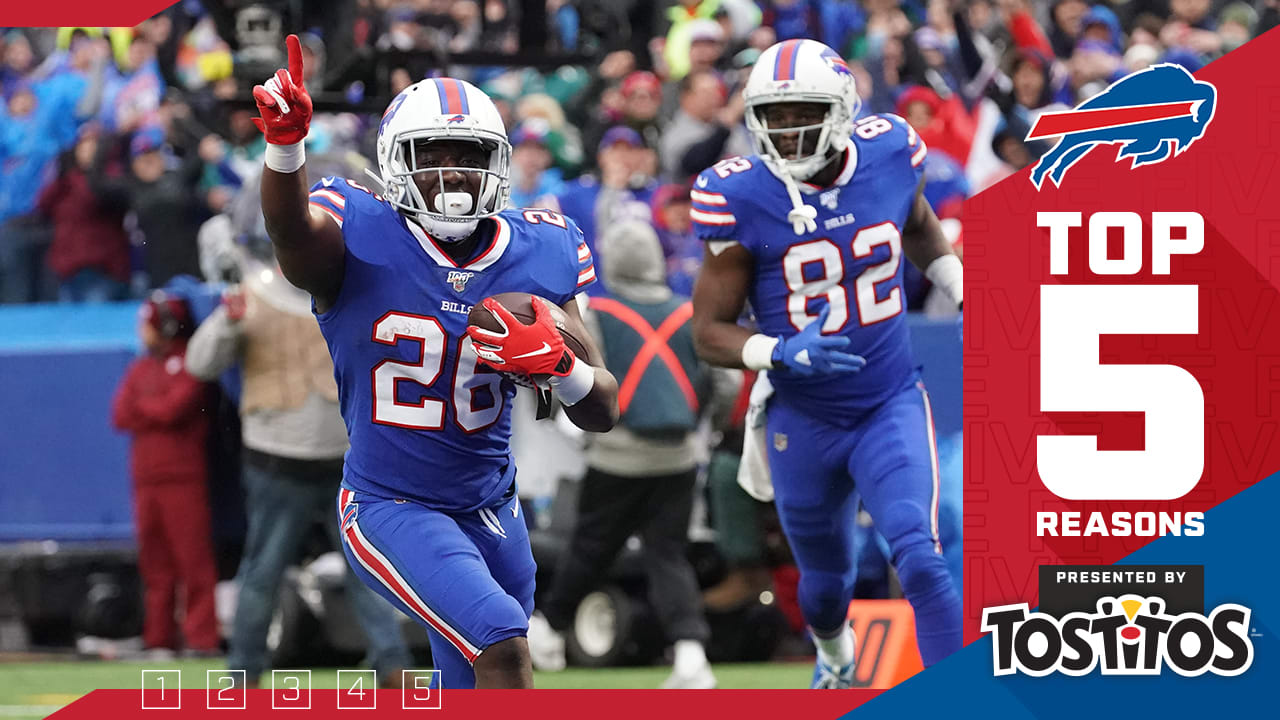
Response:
[286, 34, 304, 87]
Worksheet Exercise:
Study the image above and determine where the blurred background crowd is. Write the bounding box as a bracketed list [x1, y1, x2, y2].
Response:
[2, 0, 1276, 306]
[0, 0, 1272, 678]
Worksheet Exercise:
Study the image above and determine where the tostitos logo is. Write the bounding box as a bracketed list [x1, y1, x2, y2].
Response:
[982, 595, 1253, 677]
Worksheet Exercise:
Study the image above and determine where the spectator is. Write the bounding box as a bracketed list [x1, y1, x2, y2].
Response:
[34, 32, 109, 149]
[509, 120, 566, 208]
[663, 0, 726, 81]
[543, 126, 659, 293]
[650, 183, 701, 298]
[762, 0, 824, 43]
[1048, 0, 1090, 59]
[480, 0, 519, 54]
[1, 31, 36, 100]
[528, 220, 717, 689]
[515, 92, 585, 173]
[186, 242, 411, 689]
[582, 68, 665, 162]
[36, 127, 130, 302]
[0, 83, 62, 303]
[91, 126, 207, 288]
[1219, 2, 1259, 53]
[111, 291, 219, 659]
[687, 19, 730, 76]
[102, 35, 164, 134]
[659, 70, 752, 181]
[1080, 5, 1125, 54]
[895, 84, 977, 171]
[1068, 38, 1123, 101]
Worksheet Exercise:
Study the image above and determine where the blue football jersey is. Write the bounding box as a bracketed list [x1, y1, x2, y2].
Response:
[309, 178, 595, 511]
[692, 113, 928, 421]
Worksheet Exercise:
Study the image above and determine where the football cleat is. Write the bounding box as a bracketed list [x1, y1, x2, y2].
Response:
[659, 662, 717, 689]
[526, 611, 566, 672]
[811, 656, 856, 689]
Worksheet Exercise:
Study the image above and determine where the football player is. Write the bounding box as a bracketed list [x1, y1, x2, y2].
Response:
[253, 36, 619, 689]
[690, 39, 964, 688]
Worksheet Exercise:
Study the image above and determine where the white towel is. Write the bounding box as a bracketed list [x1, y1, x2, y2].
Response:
[737, 371, 775, 502]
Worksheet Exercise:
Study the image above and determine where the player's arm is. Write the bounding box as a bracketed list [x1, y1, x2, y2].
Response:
[902, 174, 963, 310]
[692, 241, 867, 376]
[255, 34, 345, 310]
[554, 298, 619, 433]
[691, 241, 757, 369]
[466, 297, 619, 433]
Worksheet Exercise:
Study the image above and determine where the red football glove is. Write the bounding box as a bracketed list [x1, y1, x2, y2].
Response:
[466, 298, 575, 378]
[251, 34, 313, 145]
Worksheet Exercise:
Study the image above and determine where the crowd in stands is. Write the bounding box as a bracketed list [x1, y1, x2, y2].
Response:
[1, 1, 1275, 306]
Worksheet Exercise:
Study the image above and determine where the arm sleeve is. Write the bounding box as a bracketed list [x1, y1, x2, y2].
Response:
[887, 114, 928, 187]
[129, 368, 208, 427]
[110, 365, 139, 431]
[308, 179, 349, 230]
[185, 306, 244, 380]
[690, 168, 742, 244]
[569, 218, 596, 295]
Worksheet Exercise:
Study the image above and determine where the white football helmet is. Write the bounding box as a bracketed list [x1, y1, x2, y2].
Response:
[375, 78, 511, 242]
[743, 39, 859, 182]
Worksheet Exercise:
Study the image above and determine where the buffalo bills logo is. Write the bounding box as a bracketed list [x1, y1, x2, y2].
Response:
[820, 48, 852, 77]
[380, 91, 409, 134]
[341, 501, 358, 532]
[1028, 64, 1216, 189]
[446, 114, 467, 124]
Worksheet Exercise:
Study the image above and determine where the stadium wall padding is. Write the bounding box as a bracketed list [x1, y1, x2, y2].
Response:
[0, 303, 962, 543]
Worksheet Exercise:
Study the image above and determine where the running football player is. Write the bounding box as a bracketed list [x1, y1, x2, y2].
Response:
[253, 35, 618, 689]
[690, 39, 964, 688]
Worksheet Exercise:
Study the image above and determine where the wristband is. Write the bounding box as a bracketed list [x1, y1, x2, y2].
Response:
[742, 334, 779, 371]
[264, 140, 305, 174]
[925, 254, 963, 308]
[548, 356, 595, 406]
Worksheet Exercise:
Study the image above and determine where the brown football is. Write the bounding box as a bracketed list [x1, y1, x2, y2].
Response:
[467, 291, 593, 366]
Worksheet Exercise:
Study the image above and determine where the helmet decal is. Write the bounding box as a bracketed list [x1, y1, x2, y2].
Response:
[773, 39, 802, 81]
[820, 47, 852, 78]
[434, 78, 470, 114]
[380, 90, 408, 135]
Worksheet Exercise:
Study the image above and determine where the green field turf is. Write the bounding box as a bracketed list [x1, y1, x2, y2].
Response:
[0, 659, 813, 717]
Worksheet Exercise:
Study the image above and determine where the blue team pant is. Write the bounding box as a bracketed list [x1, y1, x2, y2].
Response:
[767, 379, 961, 666]
[336, 483, 534, 689]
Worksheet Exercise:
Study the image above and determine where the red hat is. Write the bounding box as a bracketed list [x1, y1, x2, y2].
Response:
[140, 290, 194, 339]
[621, 71, 661, 98]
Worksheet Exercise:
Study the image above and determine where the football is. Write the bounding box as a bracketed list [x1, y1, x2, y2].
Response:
[467, 292, 593, 367]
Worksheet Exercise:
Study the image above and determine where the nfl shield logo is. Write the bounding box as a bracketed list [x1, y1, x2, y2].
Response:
[447, 270, 474, 292]
[773, 433, 788, 452]
[820, 188, 840, 210]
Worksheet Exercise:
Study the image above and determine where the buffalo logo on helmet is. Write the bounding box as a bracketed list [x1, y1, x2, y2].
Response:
[820, 48, 853, 77]
[446, 114, 467, 124]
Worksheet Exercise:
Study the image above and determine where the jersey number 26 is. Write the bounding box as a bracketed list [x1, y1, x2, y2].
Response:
[370, 312, 503, 433]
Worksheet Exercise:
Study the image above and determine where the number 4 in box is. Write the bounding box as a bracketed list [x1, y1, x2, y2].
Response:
[336, 670, 377, 710]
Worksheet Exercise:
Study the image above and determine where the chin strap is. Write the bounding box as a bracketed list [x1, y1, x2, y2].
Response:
[781, 172, 818, 235]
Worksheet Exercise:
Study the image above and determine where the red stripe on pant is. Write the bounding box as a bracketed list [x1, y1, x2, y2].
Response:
[341, 504, 479, 662]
